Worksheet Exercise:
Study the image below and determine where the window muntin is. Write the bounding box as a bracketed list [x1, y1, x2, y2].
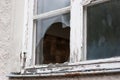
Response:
[36, 13, 70, 64]
[87, 0, 120, 60]
[37, 0, 70, 14]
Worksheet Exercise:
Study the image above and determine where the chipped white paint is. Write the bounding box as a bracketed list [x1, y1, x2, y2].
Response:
[26, 0, 34, 66]
[22, 0, 120, 76]
[24, 57, 120, 75]
[70, 0, 83, 62]
[22, 0, 34, 71]
[21, 0, 28, 72]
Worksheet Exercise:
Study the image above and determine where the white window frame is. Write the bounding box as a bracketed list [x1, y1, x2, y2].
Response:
[20, 0, 120, 76]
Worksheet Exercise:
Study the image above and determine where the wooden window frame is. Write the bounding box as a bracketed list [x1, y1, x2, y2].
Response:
[20, 0, 120, 76]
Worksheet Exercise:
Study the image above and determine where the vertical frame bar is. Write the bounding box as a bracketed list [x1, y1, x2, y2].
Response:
[83, 6, 87, 60]
[22, 0, 34, 69]
[32, 0, 38, 66]
[70, 0, 84, 63]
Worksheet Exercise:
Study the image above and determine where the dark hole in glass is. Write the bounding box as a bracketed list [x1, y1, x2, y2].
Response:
[35, 13, 70, 64]
[43, 22, 70, 64]
[36, 22, 70, 64]
[87, 0, 120, 60]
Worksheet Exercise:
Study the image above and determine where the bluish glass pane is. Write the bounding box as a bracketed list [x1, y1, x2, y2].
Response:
[37, 0, 70, 14]
[87, 0, 120, 60]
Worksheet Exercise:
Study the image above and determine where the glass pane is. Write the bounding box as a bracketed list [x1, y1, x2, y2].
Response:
[37, 0, 70, 14]
[36, 13, 70, 64]
[87, 0, 120, 60]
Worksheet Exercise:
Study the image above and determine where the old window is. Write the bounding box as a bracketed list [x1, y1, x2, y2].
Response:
[18, 0, 120, 76]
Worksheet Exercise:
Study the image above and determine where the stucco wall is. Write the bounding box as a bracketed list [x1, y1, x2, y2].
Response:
[0, 0, 25, 80]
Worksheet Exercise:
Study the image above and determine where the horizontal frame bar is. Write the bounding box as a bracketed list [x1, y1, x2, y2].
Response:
[33, 6, 70, 20]
[83, 0, 110, 6]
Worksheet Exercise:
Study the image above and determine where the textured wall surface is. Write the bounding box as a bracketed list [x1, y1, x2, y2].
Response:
[0, 0, 24, 80]
[0, 0, 15, 80]
[9, 73, 120, 80]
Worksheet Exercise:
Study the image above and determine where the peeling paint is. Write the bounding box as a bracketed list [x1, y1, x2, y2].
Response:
[21, 0, 120, 78]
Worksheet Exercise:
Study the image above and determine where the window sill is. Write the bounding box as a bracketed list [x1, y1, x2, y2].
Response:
[8, 57, 120, 78]
[8, 69, 120, 78]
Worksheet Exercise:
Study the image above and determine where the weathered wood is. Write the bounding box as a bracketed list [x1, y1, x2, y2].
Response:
[22, 0, 34, 73]
[25, 59, 120, 75]
[22, 0, 120, 76]
[70, 0, 83, 63]
[9, 58, 120, 77]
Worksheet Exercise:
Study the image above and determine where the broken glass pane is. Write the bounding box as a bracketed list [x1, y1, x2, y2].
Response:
[87, 0, 120, 60]
[36, 13, 70, 64]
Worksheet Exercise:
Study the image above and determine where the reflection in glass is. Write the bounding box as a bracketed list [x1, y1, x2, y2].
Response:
[87, 0, 120, 60]
[37, 0, 70, 14]
[36, 13, 70, 64]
